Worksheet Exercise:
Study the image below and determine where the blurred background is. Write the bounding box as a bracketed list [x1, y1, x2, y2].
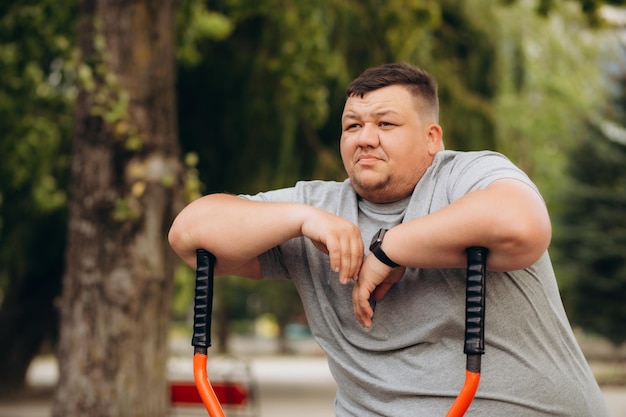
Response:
[1, 0, 626, 416]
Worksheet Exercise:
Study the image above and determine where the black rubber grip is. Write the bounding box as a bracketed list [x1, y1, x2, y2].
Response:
[464, 247, 488, 356]
[192, 249, 216, 353]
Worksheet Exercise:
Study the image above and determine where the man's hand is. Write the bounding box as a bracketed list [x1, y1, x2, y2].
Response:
[300, 207, 364, 284]
[352, 254, 406, 327]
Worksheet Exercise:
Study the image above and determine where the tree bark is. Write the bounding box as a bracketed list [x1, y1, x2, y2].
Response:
[52, 1, 181, 416]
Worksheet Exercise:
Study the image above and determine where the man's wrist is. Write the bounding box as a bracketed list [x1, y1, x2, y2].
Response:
[369, 228, 400, 268]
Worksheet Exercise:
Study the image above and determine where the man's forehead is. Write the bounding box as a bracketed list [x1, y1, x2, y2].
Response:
[342, 107, 401, 120]
[342, 97, 413, 121]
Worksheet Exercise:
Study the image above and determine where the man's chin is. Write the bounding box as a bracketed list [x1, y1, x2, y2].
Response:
[352, 179, 413, 203]
[353, 183, 390, 203]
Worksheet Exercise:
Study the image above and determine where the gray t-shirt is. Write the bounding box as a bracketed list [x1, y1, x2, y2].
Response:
[242, 151, 609, 416]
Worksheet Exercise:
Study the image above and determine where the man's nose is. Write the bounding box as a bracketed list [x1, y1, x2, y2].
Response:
[357, 123, 380, 148]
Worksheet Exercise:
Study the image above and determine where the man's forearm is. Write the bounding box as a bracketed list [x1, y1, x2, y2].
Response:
[381, 179, 552, 271]
[168, 194, 308, 273]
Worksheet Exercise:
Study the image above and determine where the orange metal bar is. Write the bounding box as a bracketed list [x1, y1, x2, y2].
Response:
[193, 353, 226, 417]
[445, 370, 481, 417]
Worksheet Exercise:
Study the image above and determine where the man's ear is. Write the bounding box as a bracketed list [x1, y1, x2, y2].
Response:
[427, 123, 444, 154]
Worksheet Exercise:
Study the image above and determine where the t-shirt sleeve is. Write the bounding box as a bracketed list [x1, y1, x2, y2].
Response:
[238, 185, 302, 281]
[238, 185, 299, 203]
[446, 151, 541, 202]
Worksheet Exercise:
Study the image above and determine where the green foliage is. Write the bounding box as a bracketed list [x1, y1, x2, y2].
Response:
[504, 0, 626, 24]
[182, 152, 203, 203]
[427, 0, 500, 151]
[171, 264, 196, 320]
[177, 0, 450, 194]
[0, 0, 75, 388]
[0, 0, 76, 290]
[492, 0, 607, 197]
[76, 16, 145, 153]
[554, 56, 626, 345]
[556, 121, 626, 345]
[176, 0, 234, 65]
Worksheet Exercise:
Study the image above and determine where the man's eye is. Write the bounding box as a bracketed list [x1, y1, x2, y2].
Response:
[379, 121, 395, 127]
[345, 124, 360, 131]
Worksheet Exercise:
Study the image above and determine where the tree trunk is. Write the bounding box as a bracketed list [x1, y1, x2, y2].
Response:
[52, 1, 181, 416]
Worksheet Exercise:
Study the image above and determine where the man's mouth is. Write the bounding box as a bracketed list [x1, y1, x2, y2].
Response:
[356, 153, 383, 164]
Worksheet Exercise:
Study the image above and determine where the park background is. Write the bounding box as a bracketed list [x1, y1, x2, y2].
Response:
[1, 0, 626, 416]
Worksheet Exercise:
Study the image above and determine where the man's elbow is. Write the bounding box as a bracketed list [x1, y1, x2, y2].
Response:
[517, 218, 551, 265]
[167, 217, 196, 267]
[491, 214, 552, 271]
[167, 216, 183, 251]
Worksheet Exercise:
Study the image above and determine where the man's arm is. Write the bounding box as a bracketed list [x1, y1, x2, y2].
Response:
[384, 178, 551, 271]
[353, 179, 552, 327]
[168, 193, 364, 281]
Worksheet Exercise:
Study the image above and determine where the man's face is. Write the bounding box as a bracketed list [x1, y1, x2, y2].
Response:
[340, 85, 442, 203]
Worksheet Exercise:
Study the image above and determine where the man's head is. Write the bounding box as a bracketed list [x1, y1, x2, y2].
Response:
[346, 62, 439, 124]
[340, 63, 444, 203]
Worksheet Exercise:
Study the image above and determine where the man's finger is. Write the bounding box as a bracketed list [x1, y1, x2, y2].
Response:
[346, 235, 364, 281]
[336, 234, 363, 284]
[352, 280, 374, 327]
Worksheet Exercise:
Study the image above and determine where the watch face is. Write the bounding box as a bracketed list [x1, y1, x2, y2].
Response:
[370, 228, 385, 250]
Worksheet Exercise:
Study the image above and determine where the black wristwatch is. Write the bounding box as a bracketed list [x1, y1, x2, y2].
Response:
[369, 228, 400, 268]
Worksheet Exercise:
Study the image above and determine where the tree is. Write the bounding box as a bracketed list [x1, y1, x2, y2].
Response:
[428, 0, 499, 152]
[178, 0, 446, 195]
[555, 49, 626, 346]
[51, 0, 182, 415]
[0, 0, 230, 392]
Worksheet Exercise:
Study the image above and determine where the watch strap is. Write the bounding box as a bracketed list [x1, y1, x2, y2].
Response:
[371, 240, 400, 268]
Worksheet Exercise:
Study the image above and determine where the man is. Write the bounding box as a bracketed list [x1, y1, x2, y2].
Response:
[169, 63, 609, 416]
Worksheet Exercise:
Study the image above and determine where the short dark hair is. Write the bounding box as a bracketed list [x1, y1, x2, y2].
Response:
[346, 62, 439, 122]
